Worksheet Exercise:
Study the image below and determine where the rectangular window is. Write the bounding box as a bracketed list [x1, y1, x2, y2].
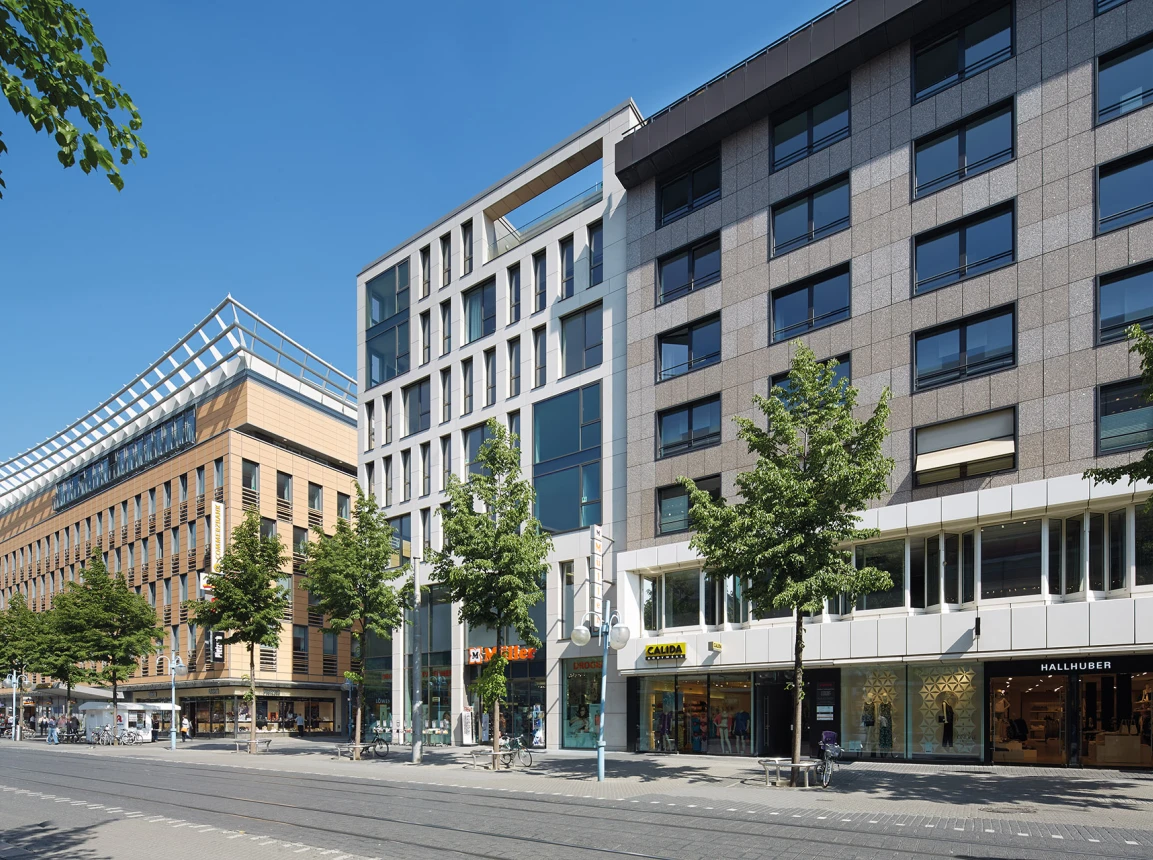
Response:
[402, 450, 411, 501]
[420, 443, 431, 496]
[532, 382, 601, 533]
[657, 475, 721, 535]
[1137, 506, 1153, 586]
[440, 299, 451, 355]
[384, 392, 393, 444]
[308, 482, 322, 512]
[559, 236, 575, 299]
[508, 264, 521, 323]
[533, 326, 546, 388]
[196, 466, 205, 496]
[323, 631, 338, 657]
[420, 310, 430, 365]
[421, 507, 431, 553]
[771, 353, 851, 394]
[533, 250, 547, 312]
[913, 5, 1012, 101]
[149, 488, 156, 514]
[462, 358, 473, 414]
[771, 264, 850, 342]
[663, 569, 701, 628]
[1098, 34, 1153, 124]
[508, 338, 521, 397]
[1097, 0, 1127, 12]
[561, 561, 575, 637]
[276, 472, 292, 502]
[214, 458, 223, 492]
[440, 367, 452, 422]
[179, 475, 187, 502]
[588, 221, 603, 286]
[914, 407, 1016, 486]
[854, 540, 906, 610]
[658, 314, 720, 381]
[1109, 508, 1127, 590]
[366, 260, 410, 327]
[387, 514, 410, 569]
[914, 306, 1015, 390]
[440, 233, 451, 285]
[365, 460, 375, 500]
[914, 203, 1014, 294]
[484, 348, 496, 407]
[560, 303, 603, 377]
[365, 400, 376, 450]
[464, 278, 496, 343]
[293, 624, 308, 653]
[241, 460, 259, 492]
[914, 101, 1013, 197]
[420, 245, 431, 298]
[772, 88, 850, 172]
[461, 220, 473, 275]
[403, 378, 431, 435]
[658, 234, 721, 303]
[441, 435, 452, 487]
[382, 455, 392, 505]
[366, 321, 409, 387]
[659, 155, 721, 226]
[772, 175, 850, 256]
[1098, 147, 1153, 233]
[1099, 378, 1153, 453]
[337, 492, 350, 520]
[1099, 261, 1153, 343]
[365, 261, 410, 386]
[657, 395, 722, 458]
[163, 481, 172, 509]
[981, 519, 1042, 600]
[465, 423, 493, 477]
[508, 410, 520, 448]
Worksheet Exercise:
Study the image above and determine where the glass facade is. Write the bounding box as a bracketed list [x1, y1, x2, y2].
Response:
[532, 382, 601, 533]
[636, 673, 754, 755]
[563, 657, 603, 748]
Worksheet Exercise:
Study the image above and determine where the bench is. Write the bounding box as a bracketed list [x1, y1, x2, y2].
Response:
[758, 757, 822, 787]
[333, 742, 375, 760]
[231, 738, 273, 753]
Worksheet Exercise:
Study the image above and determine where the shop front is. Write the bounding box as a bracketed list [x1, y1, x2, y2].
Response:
[178, 689, 338, 737]
[634, 671, 756, 756]
[987, 654, 1153, 768]
[562, 657, 602, 749]
[466, 645, 545, 747]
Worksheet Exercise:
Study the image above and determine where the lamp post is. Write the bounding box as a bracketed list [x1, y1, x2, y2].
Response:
[5, 672, 28, 742]
[570, 600, 630, 782]
[341, 679, 353, 741]
[155, 654, 187, 750]
[411, 557, 423, 765]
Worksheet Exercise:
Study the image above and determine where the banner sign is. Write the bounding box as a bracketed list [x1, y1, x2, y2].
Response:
[209, 501, 225, 579]
[206, 631, 225, 665]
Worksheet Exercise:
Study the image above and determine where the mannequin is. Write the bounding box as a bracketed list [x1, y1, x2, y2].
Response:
[938, 693, 955, 749]
[733, 710, 750, 755]
[878, 694, 893, 754]
[715, 707, 732, 754]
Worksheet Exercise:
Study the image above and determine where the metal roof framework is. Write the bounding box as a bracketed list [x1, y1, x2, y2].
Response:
[0, 296, 356, 514]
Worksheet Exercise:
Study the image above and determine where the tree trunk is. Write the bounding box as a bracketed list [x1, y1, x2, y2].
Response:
[248, 644, 257, 754]
[111, 676, 119, 743]
[66, 680, 73, 717]
[491, 626, 502, 771]
[353, 627, 364, 761]
[790, 605, 805, 786]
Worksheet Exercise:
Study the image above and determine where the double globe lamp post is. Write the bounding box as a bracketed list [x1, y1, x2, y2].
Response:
[569, 599, 629, 782]
[155, 654, 187, 750]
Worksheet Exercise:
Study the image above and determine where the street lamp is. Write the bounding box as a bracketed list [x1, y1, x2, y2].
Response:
[341, 678, 354, 741]
[155, 654, 187, 750]
[570, 599, 630, 782]
[4, 672, 28, 742]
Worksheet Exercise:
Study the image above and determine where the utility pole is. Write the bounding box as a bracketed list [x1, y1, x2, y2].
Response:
[411, 558, 423, 765]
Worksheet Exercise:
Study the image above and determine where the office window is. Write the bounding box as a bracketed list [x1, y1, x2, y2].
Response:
[914, 407, 1016, 486]
[913, 5, 1012, 101]
[772, 175, 849, 255]
[533, 326, 546, 388]
[367, 321, 409, 387]
[771, 264, 850, 342]
[440, 233, 451, 285]
[214, 458, 223, 492]
[657, 475, 721, 535]
[914, 306, 1015, 390]
[383, 455, 392, 505]
[560, 303, 603, 377]
[242, 460, 259, 492]
[402, 450, 411, 501]
[772, 88, 850, 171]
[163, 481, 171, 509]
[384, 393, 393, 444]
[149, 488, 156, 515]
[507, 410, 520, 449]
[854, 540, 906, 610]
[914, 203, 1014, 294]
[981, 520, 1042, 600]
[658, 234, 721, 303]
[1099, 378, 1153, 453]
[561, 561, 575, 637]
[337, 491, 350, 520]
[771, 353, 851, 397]
[559, 236, 575, 298]
[293, 624, 308, 653]
[403, 377, 431, 435]
[508, 264, 521, 323]
[657, 395, 722, 458]
[440, 435, 452, 487]
[259, 518, 276, 540]
[440, 367, 452, 422]
[508, 337, 521, 397]
[365, 400, 376, 451]
[464, 278, 496, 343]
[365, 461, 375, 500]
[484, 348, 496, 407]
[533, 250, 547, 312]
[462, 358, 474, 414]
[366, 261, 410, 386]
[179, 475, 187, 503]
[308, 482, 322, 513]
[366, 260, 410, 327]
[420, 311, 430, 365]
[588, 221, 603, 286]
[1098, 147, 1153, 233]
[420, 442, 431, 496]
[1099, 261, 1153, 343]
[461, 220, 473, 275]
[1098, 34, 1153, 124]
[465, 423, 493, 476]
[276, 472, 292, 502]
[421, 507, 432, 553]
[914, 101, 1013, 197]
[196, 466, 205, 497]
[440, 299, 451, 355]
[533, 382, 601, 532]
[658, 155, 721, 226]
[387, 514, 411, 569]
[188, 522, 197, 551]
[420, 245, 431, 298]
[658, 314, 721, 381]
[662, 569, 701, 628]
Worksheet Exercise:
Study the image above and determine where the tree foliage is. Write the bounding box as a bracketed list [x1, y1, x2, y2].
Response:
[0, 591, 40, 675]
[304, 485, 405, 759]
[0, 0, 146, 197]
[32, 587, 91, 713]
[190, 508, 289, 752]
[1085, 326, 1153, 493]
[430, 418, 550, 766]
[681, 344, 893, 775]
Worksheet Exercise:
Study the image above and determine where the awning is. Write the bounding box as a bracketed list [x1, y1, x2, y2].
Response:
[916, 438, 1015, 473]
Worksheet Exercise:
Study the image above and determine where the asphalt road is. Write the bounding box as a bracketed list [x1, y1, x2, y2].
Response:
[0, 744, 1150, 859]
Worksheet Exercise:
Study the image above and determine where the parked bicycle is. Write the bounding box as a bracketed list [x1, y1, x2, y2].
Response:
[498, 735, 532, 768]
[816, 731, 841, 788]
[367, 728, 390, 759]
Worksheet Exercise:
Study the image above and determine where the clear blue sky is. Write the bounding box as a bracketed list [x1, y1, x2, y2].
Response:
[0, 0, 820, 458]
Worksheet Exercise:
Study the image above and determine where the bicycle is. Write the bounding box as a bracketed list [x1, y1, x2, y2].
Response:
[816, 734, 841, 789]
[366, 729, 390, 759]
[498, 735, 532, 768]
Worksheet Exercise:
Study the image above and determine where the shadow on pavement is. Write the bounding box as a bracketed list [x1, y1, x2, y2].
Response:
[0, 818, 115, 860]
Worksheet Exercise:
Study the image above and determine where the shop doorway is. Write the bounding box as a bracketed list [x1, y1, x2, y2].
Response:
[990, 675, 1066, 765]
[762, 683, 794, 757]
[1081, 671, 1153, 767]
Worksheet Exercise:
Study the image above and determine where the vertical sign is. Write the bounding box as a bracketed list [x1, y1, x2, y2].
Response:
[210, 501, 225, 576]
[589, 524, 604, 619]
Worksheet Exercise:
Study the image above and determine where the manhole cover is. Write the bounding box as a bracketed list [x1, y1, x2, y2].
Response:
[979, 805, 1036, 814]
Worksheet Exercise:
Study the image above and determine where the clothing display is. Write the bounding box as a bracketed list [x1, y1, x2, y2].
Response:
[939, 701, 954, 748]
[878, 701, 893, 751]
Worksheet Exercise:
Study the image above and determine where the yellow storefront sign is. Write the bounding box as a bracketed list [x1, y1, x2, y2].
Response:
[644, 642, 687, 661]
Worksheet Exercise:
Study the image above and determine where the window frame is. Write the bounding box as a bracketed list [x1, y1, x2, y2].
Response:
[483, 347, 496, 408]
[656, 475, 722, 536]
[461, 358, 474, 415]
[1096, 145, 1153, 235]
[463, 278, 497, 345]
[559, 235, 575, 299]
[912, 99, 1015, 198]
[1097, 377, 1153, 455]
[769, 263, 851, 343]
[657, 153, 721, 228]
[1097, 259, 1153, 345]
[656, 313, 722, 382]
[912, 201, 1016, 295]
[1095, 31, 1153, 126]
[440, 233, 451, 286]
[770, 174, 851, 257]
[402, 377, 431, 437]
[1096, 0, 1128, 13]
[912, 405, 1018, 488]
[656, 394, 722, 459]
[533, 250, 547, 313]
[508, 337, 521, 398]
[461, 220, 473, 276]
[560, 302, 603, 378]
[912, 3, 1014, 103]
[656, 233, 721, 305]
[531, 382, 602, 533]
[508, 264, 521, 324]
[588, 221, 603, 286]
[912, 303, 1017, 391]
[770, 85, 851, 173]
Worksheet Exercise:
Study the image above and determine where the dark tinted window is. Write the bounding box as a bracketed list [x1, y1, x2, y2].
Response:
[658, 235, 721, 303]
[658, 396, 722, 458]
[771, 265, 850, 342]
[915, 102, 1013, 196]
[854, 540, 905, 610]
[772, 89, 850, 171]
[367, 322, 409, 386]
[463, 279, 496, 343]
[1097, 0, 1128, 11]
[1099, 378, 1153, 452]
[1099, 261, 1153, 343]
[657, 475, 721, 535]
[1098, 35, 1153, 124]
[659, 156, 721, 226]
[659, 315, 721, 381]
[914, 5, 1012, 101]
[464, 423, 493, 476]
[561, 303, 603, 377]
[915, 307, 1015, 389]
[366, 261, 410, 327]
[772, 176, 850, 255]
[771, 353, 850, 396]
[1099, 148, 1153, 233]
[533, 383, 601, 532]
[980, 520, 1042, 600]
[915, 204, 1014, 294]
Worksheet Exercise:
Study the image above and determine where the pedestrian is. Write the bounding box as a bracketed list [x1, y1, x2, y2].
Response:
[180, 716, 190, 742]
[45, 715, 58, 745]
[56, 714, 67, 743]
[295, 712, 305, 738]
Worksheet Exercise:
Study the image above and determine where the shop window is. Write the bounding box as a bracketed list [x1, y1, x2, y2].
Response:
[914, 203, 1014, 294]
[1098, 261, 1153, 343]
[910, 664, 982, 757]
[913, 5, 1012, 101]
[853, 540, 905, 610]
[980, 519, 1042, 599]
[914, 407, 1016, 486]
[563, 656, 603, 749]
[840, 665, 905, 758]
[914, 101, 1013, 197]
[772, 88, 850, 172]
[1098, 378, 1153, 453]
[771, 175, 850, 256]
[532, 382, 601, 533]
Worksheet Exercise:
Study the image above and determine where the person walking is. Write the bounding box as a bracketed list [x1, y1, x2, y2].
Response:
[56, 714, 67, 743]
[295, 712, 305, 738]
[180, 716, 190, 742]
[45, 715, 58, 745]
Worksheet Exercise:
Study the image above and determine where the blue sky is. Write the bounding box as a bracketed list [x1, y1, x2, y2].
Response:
[0, 0, 819, 458]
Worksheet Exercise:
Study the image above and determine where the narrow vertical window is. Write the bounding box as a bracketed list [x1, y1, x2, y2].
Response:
[440, 367, 452, 422]
[441, 435, 452, 488]
[440, 299, 451, 355]
[420, 245, 431, 297]
[462, 358, 474, 414]
[508, 264, 521, 323]
[420, 311, 430, 365]
[420, 442, 431, 496]
[533, 326, 546, 388]
[440, 233, 451, 285]
[533, 250, 546, 312]
[508, 337, 521, 397]
[560, 236, 574, 298]
[461, 220, 473, 275]
[588, 221, 603, 286]
[484, 347, 496, 407]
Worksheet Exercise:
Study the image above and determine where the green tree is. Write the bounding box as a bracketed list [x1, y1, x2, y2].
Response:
[1086, 326, 1153, 490]
[430, 418, 550, 769]
[0, 0, 146, 197]
[31, 593, 91, 716]
[304, 485, 405, 760]
[189, 509, 289, 753]
[680, 345, 893, 780]
[68, 553, 162, 734]
[0, 591, 40, 676]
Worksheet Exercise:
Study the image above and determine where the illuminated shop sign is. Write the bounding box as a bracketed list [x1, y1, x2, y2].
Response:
[467, 645, 537, 665]
[53, 408, 197, 510]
